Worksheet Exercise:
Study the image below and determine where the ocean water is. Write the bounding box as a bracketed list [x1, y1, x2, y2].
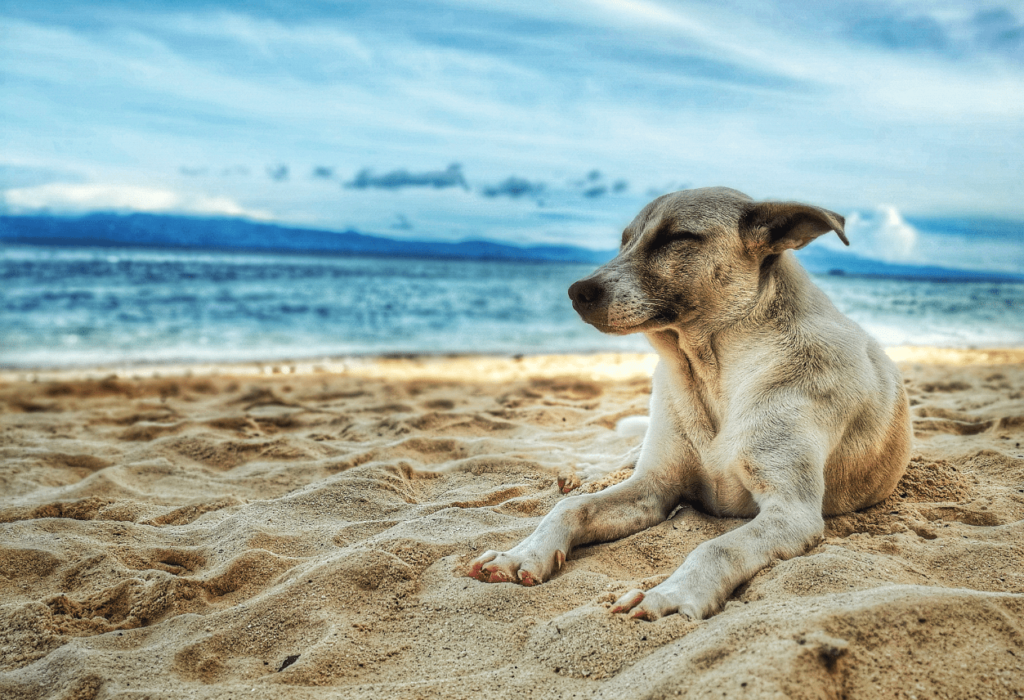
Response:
[1, 245, 1022, 368]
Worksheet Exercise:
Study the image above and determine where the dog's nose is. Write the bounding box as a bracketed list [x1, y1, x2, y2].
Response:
[568, 278, 604, 309]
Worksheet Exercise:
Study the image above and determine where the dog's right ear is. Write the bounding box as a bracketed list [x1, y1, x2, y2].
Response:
[740, 202, 848, 254]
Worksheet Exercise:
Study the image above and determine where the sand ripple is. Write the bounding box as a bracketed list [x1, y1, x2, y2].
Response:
[1, 354, 1022, 698]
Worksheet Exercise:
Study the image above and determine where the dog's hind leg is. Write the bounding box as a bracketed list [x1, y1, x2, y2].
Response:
[468, 464, 684, 586]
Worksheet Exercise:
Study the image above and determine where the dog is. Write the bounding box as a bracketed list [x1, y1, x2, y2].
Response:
[468, 186, 911, 620]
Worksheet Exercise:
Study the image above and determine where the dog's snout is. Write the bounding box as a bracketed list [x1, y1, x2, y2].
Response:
[568, 278, 605, 309]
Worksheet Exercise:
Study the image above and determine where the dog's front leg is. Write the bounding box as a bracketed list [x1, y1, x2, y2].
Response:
[468, 447, 687, 586]
[469, 377, 693, 587]
[468, 470, 679, 586]
[611, 438, 827, 620]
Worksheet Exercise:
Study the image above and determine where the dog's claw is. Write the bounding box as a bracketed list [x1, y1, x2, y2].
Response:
[610, 589, 645, 615]
[555, 550, 565, 570]
[610, 588, 698, 621]
[468, 550, 501, 581]
[557, 475, 581, 494]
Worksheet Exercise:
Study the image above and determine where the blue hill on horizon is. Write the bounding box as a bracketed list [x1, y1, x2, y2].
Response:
[1, 212, 1020, 283]
[0, 212, 614, 265]
[793, 245, 1023, 283]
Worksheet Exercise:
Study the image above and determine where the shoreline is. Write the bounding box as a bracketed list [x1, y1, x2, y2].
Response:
[3, 346, 1023, 385]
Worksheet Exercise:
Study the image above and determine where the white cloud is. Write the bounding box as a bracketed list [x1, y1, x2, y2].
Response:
[2, 183, 273, 219]
[845, 206, 920, 262]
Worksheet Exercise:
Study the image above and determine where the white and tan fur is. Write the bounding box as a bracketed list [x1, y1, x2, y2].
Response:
[468, 187, 911, 620]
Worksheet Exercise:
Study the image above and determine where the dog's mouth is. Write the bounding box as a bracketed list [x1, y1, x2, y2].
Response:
[590, 323, 643, 336]
[575, 302, 689, 335]
[581, 314, 664, 335]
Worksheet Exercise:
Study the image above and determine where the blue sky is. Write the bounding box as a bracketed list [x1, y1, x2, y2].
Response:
[1, 0, 1022, 272]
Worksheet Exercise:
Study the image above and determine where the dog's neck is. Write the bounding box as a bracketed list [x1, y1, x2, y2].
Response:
[646, 325, 721, 408]
[647, 327, 717, 371]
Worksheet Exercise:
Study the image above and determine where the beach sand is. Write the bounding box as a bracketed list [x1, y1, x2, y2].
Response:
[1, 349, 1022, 699]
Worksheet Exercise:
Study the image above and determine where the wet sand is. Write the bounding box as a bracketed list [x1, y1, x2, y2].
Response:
[1, 349, 1023, 699]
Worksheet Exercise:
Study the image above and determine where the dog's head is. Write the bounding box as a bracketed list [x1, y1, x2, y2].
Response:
[568, 187, 847, 335]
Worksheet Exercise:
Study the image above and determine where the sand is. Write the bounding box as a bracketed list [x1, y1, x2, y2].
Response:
[1, 349, 1022, 700]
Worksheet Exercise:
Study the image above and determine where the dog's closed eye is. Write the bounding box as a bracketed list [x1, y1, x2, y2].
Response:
[649, 229, 703, 253]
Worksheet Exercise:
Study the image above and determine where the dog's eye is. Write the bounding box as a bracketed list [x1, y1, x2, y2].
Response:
[650, 230, 703, 253]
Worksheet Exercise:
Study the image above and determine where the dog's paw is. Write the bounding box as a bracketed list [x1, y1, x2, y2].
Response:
[556, 474, 582, 494]
[467, 548, 565, 586]
[609, 587, 702, 621]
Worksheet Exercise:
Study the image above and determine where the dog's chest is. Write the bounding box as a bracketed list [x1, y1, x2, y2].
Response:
[657, 366, 760, 517]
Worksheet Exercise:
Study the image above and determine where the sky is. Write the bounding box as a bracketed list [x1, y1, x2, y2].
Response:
[1, 0, 1022, 272]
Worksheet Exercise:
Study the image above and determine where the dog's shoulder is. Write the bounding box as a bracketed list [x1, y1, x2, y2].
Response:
[726, 254, 899, 408]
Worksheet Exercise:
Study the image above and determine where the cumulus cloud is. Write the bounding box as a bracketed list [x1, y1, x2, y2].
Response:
[345, 163, 469, 190]
[845, 206, 919, 262]
[481, 176, 545, 198]
[2, 183, 273, 220]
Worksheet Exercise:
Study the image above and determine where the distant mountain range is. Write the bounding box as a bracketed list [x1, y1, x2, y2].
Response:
[794, 245, 1023, 283]
[1, 212, 1020, 282]
[0, 212, 614, 265]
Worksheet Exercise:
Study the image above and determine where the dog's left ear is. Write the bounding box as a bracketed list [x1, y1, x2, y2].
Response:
[741, 202, 848, 254]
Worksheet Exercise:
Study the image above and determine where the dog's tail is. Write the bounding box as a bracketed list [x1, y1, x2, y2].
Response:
[615, 415, 649, 438]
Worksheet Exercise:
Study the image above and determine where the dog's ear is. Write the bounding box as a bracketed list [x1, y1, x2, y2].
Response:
[741, 202, 848, 254]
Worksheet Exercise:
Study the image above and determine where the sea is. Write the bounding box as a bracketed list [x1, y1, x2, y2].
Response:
[2, 244, 1023, 369]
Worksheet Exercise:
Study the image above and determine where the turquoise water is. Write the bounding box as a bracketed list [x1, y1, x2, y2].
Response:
[2, 245, 1022, 368]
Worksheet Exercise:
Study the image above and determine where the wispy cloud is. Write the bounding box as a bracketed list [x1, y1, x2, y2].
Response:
[0, 0, 1022, 268]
